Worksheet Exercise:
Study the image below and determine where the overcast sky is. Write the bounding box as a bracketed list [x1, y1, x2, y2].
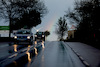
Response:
[0, 0, 75, 41]
[33, 0, 75, 41]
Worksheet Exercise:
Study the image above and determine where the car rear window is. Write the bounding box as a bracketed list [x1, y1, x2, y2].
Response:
[17, 30, 30, 34]
[36, 32, 44, 35]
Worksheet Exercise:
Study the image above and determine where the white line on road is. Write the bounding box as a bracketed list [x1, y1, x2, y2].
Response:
[8, 53, 18, 58]
[76, 53, 80, 56]
[63, 42, 90, 67]
[83, 61, 90, 67]
[21, 48, 27, 52]
[79, 56, 84, 61]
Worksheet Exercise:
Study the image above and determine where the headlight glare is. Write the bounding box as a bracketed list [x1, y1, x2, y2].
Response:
[27, 36, 30, 39]
[35, 35, 37, 37]
[42, 35, 44, 37]
[14, 36, 17, 39]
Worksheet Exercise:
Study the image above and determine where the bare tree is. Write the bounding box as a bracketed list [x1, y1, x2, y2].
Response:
[0, 0, 48, 37]
[55, 17, 67, 41]
[0, 0, 18, 37]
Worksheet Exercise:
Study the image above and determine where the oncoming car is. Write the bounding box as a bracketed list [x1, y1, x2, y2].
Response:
[35, 31, 45, 41]
[13, 29, 33, 44]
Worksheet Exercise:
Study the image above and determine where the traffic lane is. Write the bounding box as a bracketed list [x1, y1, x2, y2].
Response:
[0, 41, 44, 67]
[0, 42, 9, 48]
[0, 42, 34, 62]
[0, 43, 14, 59]
[30, 41, 85, 67]
[0, 44, 35, 67]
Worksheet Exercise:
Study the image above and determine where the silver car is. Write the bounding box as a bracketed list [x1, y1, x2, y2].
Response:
[13, 29, 33, 44]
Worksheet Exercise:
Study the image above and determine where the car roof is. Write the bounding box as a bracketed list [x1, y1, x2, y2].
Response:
[20, 28, 30, 30]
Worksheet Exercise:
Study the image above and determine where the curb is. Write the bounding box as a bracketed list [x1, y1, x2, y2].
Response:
[62, 42, 90, 67]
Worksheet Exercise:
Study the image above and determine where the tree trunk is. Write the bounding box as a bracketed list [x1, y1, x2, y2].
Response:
[9, 18, 11, 38]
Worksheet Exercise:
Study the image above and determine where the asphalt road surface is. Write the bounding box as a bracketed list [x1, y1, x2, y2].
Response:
[0, 41, 85, 67]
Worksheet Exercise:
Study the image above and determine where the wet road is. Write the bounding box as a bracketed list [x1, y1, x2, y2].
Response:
[0, 41, 85, 67]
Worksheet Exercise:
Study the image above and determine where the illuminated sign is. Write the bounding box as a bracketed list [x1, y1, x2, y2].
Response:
[0, 26, 9, 30]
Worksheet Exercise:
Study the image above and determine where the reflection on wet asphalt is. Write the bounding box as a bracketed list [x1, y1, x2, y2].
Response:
[0, 41, 44, 67]
[30, 41, 85, 67]
[0, 41, 85, 67]
[0, 43, 30, 54]
[4, 45, 35, 67]
[30, 42, 69, 67]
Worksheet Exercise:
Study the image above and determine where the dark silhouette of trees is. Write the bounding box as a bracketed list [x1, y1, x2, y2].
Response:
[44, 30, 50, 37]
[55, 17, 67, 41]
[0, 0, 18, 37]
[0, 0, 47, 37]
[44, 30, 50, 40]
[12, 10, 41, 29]
[65, 0, 100, 47]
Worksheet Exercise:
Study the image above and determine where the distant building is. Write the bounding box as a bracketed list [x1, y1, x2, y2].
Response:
[0, 26, 9, 37]
[66, 25, 76, 40]
[67, 30, 76, 40]
[0, 30, 9, 37]
[0, 26, 15, 37]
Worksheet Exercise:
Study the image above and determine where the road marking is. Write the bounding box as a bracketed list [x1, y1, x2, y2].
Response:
[30, 46, 34, 49]
[83, 61, 90, 67]
[74, 50, 77, 53]
[8, 53, 18, 58]
[62, 42, 90, 67]
[21, 45, 33, 53]
[76, 53, 80, 56]
[0, 44, 8, 48]
[21, 48, 27, 52]
[79, 56, 84, 61]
